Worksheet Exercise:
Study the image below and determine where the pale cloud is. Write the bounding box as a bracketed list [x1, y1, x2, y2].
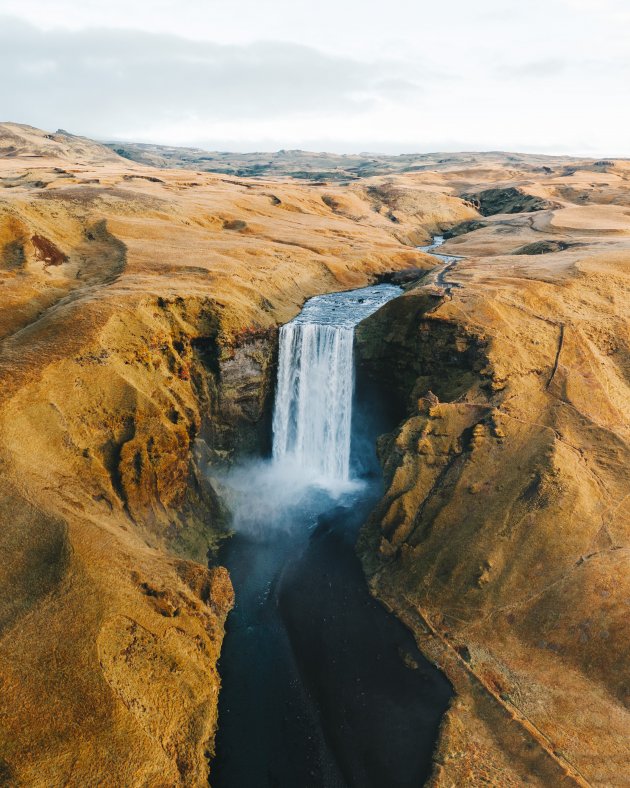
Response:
[499, 59, 567, 79]
[0, 17, 425, 135]
[559, 0, 628, 11]
[0, 0, 628, 154]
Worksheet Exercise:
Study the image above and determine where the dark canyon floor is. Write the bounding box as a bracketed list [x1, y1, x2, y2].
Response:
[0, 123, 628, 787]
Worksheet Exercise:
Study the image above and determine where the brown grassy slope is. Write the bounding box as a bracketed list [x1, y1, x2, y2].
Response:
[0, 124, 473, 786]
[357, 163, 630, 786]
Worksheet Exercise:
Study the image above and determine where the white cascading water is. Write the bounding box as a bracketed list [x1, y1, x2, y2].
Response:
[273, 322, 355, 480]
[272, 284, 401, 485]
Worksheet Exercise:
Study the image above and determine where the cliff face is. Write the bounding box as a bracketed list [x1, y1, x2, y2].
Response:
[357, 202, 630, 785]
[0, 124, 470, 786]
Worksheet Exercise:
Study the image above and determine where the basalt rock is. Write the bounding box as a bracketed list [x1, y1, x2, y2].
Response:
[442, 219, 487, 238]
[511, 239, 575, 255]
[461, 186, 561, 216]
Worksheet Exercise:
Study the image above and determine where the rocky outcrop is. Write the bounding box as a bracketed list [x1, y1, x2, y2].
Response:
[443, 219, 487, 238]
[511, 239, 575, 255]
[207, 326, 277, 458]
[461, 186, 561, 216]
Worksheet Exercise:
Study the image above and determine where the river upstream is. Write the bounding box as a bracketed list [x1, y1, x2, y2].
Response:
[211, 280, 453, 787]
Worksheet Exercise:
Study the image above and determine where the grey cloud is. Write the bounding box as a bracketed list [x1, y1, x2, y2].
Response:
[0, 17, 425, 136]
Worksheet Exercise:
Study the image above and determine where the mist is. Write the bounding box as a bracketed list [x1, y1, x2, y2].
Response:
[209, 457, 363, 537]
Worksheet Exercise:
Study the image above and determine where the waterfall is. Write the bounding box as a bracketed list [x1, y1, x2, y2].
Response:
[273, 322, 355, 481]
[271, 284, 402, 485]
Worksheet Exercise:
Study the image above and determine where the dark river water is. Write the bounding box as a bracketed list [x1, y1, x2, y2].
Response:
[211, 482, 453, 788]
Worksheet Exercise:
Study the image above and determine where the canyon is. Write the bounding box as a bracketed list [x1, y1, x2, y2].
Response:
[0, 123, 628, 786]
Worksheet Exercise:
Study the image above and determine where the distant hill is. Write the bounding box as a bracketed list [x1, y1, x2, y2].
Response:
[0, 123, 124, 164]
[104, 141, 592, 181]
[0, 123, 615, 182]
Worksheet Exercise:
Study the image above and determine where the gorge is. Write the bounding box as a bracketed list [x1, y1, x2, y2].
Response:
[0, 124, 628, 787]
[212, 281, 453, 787]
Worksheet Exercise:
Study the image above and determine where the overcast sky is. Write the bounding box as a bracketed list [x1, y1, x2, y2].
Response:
[1, 0, 628, 154]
